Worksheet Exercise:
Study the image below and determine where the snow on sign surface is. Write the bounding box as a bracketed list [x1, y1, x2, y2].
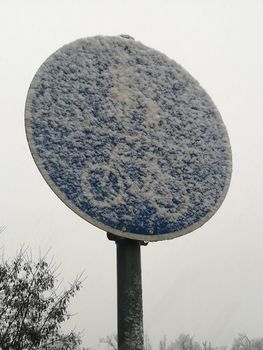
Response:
[25, 35, 232, 241]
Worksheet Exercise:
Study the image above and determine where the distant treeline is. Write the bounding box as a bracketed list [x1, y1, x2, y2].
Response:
[154, 333, 263, 350]
[99, 333, 263, 350]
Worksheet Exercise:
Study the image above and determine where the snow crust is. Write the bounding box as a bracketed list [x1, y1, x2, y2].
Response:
[25, 35, 232, 239]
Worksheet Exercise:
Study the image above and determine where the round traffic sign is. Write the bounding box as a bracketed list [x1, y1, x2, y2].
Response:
[25, 35, 232, 241]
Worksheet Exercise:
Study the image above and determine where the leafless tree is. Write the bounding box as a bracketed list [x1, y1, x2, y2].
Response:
[159, 335, 167, 350]
[144, 333, 153, 350]
[252, 338, 263, 350]
[99, 334, 117, 350]
[232, 334, 251, 350]
[0, 248, 84, 350]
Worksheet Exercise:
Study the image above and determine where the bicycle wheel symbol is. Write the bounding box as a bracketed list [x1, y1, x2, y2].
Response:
[140, 164, 190, 221]
[81, 164, 125, 208]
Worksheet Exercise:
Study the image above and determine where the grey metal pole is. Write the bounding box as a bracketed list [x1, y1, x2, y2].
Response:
[108, 233, 144, 350]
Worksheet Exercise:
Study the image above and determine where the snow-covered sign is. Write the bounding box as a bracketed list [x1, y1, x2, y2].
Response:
[25, 35, 232, 241]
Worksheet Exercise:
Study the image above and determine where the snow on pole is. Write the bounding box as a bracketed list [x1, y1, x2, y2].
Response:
[115, 235, 144, 350]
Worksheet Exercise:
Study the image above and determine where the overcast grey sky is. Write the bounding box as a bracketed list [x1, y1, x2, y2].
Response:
[1, 0, 263, 349]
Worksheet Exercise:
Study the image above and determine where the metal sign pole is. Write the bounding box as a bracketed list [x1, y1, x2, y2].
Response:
[108, 233, 145, 350]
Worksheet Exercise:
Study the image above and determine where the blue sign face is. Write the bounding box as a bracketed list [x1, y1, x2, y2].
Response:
[25, 35, 232, 241]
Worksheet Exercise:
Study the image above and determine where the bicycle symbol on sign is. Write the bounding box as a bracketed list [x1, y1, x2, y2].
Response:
[80, 51, 190, 222]
[80, 139, 190, 222]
